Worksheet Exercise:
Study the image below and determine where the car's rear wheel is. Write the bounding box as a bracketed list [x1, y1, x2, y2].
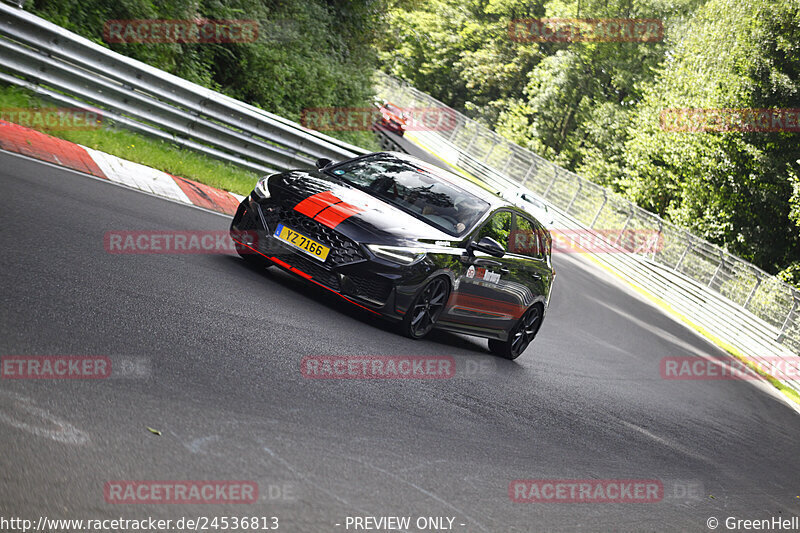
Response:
[401, 277, 450, 339]
[489, 303, 543, 360]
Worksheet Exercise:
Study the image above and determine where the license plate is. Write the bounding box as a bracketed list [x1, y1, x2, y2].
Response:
[274, 224, 330, 262]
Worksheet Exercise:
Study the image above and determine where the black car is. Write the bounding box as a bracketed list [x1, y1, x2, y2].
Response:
[230, 152, 555, 359]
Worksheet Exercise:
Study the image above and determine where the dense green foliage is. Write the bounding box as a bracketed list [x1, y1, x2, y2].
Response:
[27, 0, 384, 149]
[378, 0, 800, 284]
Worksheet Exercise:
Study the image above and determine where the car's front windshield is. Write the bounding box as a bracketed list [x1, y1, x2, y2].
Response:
[329, 154, 490, 237]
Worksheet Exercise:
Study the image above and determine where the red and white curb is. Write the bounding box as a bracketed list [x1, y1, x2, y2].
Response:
[0, 119, 246, 215]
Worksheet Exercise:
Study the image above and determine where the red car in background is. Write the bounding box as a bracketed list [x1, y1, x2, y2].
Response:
[375, 101, 408, 136]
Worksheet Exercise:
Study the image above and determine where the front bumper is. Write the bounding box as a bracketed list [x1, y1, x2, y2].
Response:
[230, 195, 424, 320]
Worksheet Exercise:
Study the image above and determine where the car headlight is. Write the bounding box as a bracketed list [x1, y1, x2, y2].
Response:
[254, 175, 273, 199]
[366, 244, 427, 265]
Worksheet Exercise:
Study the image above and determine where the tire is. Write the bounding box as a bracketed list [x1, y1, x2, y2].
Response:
[489, 304, 543, 360]
[401, 277, 451, 339]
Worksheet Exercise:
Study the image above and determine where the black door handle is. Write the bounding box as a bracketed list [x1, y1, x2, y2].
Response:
[499, 267, 510, 274]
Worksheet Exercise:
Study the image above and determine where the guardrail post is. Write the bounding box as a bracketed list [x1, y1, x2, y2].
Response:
[590, 192, 608, 228]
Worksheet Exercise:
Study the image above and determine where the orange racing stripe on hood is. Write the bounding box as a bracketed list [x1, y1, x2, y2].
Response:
[293, 190, 364, 229]
[293, 191, 342, 218]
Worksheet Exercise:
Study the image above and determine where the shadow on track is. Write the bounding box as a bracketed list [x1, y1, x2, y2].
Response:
[224, 254, 522, 364]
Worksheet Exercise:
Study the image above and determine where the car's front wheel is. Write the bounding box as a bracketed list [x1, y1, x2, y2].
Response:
[401, 277, 450, 339]
[489, 303, 543, 360]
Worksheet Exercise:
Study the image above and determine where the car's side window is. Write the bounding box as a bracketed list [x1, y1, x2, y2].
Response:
[476, 210, 511, 250]
[510, 215, 542, 258]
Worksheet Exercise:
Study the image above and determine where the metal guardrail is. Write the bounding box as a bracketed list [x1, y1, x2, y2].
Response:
[375, 73, 800, 390]
[0, 3, 368, 175]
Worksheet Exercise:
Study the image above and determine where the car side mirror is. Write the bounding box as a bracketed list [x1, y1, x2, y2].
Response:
[467, 236, 505, 258]
[315, 158, 333, 169]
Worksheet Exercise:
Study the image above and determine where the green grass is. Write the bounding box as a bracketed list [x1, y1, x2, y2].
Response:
[72, 129, 261, 196]
[0, 84, 260, 196]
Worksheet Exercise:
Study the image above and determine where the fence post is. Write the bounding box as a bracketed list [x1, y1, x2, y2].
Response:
[501, 152, 513, 175]
[484, 139, 498, 162]
[464, 130, 477, 154]
[590, 192, 608, 228]
[521, 160, 537, 187]
[708, 252, 725, 288]
[612, 207, 634, 246]
[543, 166, 559, 199]
[448, 115, 461, 141]
[565, 179, 583, 214]
[674, 236, 692, 272]
[744, 277, 762, 311]
[650, 220, 664, 260]
[778, 298, 798, 343]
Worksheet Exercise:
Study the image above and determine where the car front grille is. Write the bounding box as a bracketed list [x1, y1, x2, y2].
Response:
[264, 206, 366, 267]
[271, 251, 340, 290]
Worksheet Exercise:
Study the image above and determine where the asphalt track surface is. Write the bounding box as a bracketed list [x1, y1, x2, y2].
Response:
[1, 146, 799, 533]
